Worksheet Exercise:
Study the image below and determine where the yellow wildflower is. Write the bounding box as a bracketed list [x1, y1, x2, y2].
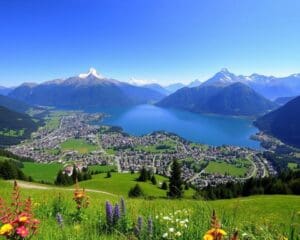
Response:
[19, 216, 29, 223]
[0, 223, 13, 236]
[203, 234, 214, 240]
[203, 228, 227, 240]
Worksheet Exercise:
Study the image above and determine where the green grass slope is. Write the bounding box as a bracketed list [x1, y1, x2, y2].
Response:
[78, 173, 195, 198]
[0, 180, 299, 240]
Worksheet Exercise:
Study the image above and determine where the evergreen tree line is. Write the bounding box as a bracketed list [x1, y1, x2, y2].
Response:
[263, 151, 300, 173]
[198, 170, 300, 200]
[137, 167, 157, 185]
[131, 160, 185, 199]
[0, 160, 32, 181]
[55, 165, 92, 186]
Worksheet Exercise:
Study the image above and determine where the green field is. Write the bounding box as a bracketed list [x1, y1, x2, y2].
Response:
[43, 112, 65, 130]
[88, 165, 117, 173]
[79, 173, 195, 198]
[21, 162, 63, 183]
[205, 160, 248, 177]
[21, 162, 117, 183]
[0, 180, 299, 240]
[61, 138, 98, 154]
[134, 139, 177, 153]
[288, 162, 299, 170]
[0, 128, 25, 137]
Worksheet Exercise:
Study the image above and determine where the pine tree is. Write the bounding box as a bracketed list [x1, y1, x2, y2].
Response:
[72, 165, 78, 183]
[161, 181, 168, 190]
[106, 171, 112, 178]
[128, 184, 144, 198]
[150, 175, 157, 185]
[137, 167, 148, 182]
[167, 160, 184, 198]
[55, 170, 64, 185]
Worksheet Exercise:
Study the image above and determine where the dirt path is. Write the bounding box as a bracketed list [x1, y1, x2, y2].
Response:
[10, 181, 117, 197]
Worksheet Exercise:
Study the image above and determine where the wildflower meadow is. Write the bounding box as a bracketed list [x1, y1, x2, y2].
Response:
[0, 180, 299, 240]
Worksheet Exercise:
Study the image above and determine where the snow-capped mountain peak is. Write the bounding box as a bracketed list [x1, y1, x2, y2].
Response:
[220, 68, 230, 73]
[78, 68, 104, 79]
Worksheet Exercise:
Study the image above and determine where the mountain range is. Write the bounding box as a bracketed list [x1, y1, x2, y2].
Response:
[255, 96, 300, 148]
[141, 68, 300, 100]
[9, 68, 165, 108]
[5, 68, 300, 115]
[200, 68, 300, 100]
[157, 82, 277, 116]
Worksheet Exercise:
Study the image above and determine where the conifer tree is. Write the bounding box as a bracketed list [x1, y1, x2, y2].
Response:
[167, 159, 184, 198]
[137, 167, 148, 182]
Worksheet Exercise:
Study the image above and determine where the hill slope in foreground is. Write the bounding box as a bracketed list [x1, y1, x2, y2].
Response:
[0, 180, 299, 240]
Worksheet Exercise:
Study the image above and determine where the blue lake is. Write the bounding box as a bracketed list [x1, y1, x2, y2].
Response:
[85, 104, 260, 149]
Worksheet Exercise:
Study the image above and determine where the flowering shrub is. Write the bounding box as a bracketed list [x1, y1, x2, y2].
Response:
[0, 181, 39, 239]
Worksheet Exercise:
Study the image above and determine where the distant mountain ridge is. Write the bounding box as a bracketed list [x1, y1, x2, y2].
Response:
[0, 86, 14, 96]
[9, 68, 165, 108]
[274, 96, 298, 106]
[141, 83, 170, 95]
[0, 94, 31, 113]
[6, 68, 300, 108]
[187, 79, 202, 88]
[200, 68, 300, 99]
[164, 83, 185, 93]
[255, 96, 300, 148]
[157, 82, 276, 116]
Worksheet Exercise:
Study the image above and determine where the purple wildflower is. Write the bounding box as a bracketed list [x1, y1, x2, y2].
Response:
[134, 216, 143, 237]
[56, 212, 64, 228]
[120, 197, 126, 216]
[133, 225, 140, 237]
[147, 217, 153, 236]
[105, 201, 113, 227]
[138, 216, 143, 231]
[113, 203, 120, 225]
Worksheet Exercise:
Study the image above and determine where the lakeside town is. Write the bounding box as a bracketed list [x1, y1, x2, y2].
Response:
[8, 111, 277, 189]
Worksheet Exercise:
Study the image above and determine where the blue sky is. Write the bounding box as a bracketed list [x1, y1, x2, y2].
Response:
[1, 0, 300, 86]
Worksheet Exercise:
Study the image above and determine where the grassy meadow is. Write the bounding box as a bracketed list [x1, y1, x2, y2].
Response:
[78, 173, 195, 198]
[21, 162, 63, 183]
[20, 163, 116, 184]
[205, 161, 248, 177]
[0, 180, 299, 240]
[60, 138, 98, 154]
